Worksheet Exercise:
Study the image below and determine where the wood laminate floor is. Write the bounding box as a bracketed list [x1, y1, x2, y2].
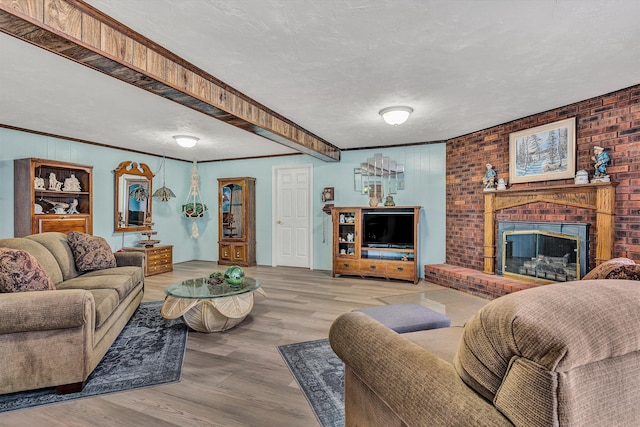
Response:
[1, 262, 489, 427]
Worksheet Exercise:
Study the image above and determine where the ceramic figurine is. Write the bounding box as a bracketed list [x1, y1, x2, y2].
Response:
[34, 176, 45, 190]
[384, 195, 396, 206]
[482, 163, 497, 191]
[591, 146, 611, 182]
[496, 178, 507, 191]
[48, 172, 63, 191]
[66, 199, 79, 214]
[339, 213, 345, 223]
[574, 170, 589, 184]
[63, 174, 81, 192]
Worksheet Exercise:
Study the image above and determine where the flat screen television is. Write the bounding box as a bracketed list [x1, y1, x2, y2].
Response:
[362, 210, 414, 248]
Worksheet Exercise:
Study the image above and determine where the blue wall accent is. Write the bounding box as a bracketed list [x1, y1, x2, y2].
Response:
[0, 128, 446, 274]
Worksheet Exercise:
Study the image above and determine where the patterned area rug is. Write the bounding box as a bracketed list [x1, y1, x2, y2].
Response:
[278, 338, 344, 427]
[0, 301, 187, 413]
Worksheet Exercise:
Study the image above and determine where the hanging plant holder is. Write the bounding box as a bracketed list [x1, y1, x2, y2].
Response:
[182, 202, 207, 218]
[183, 161, 206, 238]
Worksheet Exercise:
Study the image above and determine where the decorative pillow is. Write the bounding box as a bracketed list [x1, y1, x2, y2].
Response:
[582, 257, 636, 280]
[0, 248, 55, 292]
[604, 264, 640, 281]
[67, 232, 117, 272]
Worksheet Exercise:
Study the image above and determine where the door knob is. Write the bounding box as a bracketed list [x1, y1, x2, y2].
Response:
[277, 220, 283, 225]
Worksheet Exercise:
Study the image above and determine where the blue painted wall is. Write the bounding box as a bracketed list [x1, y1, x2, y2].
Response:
[0, 128, 445, 274]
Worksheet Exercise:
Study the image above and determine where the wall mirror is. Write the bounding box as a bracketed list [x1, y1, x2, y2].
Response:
[114, 161, 154, 232]
[354, 153, 404, 200]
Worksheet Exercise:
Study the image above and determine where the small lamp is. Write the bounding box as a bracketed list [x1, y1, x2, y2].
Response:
[173, 135, 199, 148]
[379, 106, 413, 126]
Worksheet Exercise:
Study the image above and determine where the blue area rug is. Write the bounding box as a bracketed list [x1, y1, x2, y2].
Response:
[0, 301, 187, 413]
[278, 338, 344, 427]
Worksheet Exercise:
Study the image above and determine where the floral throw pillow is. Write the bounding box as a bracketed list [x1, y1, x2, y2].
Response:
[67, 231, 117, 272]
[0, 248, 55, 292]
[581, 257, 636, 280]
[604, 264, 640, 281]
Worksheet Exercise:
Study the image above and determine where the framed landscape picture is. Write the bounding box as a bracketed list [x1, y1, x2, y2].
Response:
[509, 117, 576, 184]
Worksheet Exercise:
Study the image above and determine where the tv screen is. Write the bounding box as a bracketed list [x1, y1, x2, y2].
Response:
[362, 211, 414, 248]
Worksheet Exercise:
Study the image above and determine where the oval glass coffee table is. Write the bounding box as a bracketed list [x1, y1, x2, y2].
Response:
[161, 276, 266, 332]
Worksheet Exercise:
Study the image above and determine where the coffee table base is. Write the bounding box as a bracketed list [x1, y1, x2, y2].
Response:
[161, 288, 266, 332]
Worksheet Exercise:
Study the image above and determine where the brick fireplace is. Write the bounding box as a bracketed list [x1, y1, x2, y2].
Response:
[426, 182, 617, 298]
[431, 84, 639, 299]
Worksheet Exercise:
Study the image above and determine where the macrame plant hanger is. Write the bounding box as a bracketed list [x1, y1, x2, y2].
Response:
[183, 160, 206, 238]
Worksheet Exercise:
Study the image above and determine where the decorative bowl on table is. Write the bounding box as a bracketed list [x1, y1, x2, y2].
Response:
[224, 266, 245, 287]
[208, 271, 224, 285]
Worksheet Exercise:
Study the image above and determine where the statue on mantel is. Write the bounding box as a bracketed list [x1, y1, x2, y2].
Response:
[591, 146, 611, 183]
[482, 163, 497, 191]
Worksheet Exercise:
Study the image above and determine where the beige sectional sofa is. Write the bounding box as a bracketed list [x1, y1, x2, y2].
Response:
[0, 232, 144, 394]
[330, 278, 640, 427]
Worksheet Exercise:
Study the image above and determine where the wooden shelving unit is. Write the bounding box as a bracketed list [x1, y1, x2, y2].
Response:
[331, 206, 421, 284]
[14, 158, 93, 237]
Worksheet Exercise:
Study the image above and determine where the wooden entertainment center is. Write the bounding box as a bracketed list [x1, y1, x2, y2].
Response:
[331, 206, 421, 284]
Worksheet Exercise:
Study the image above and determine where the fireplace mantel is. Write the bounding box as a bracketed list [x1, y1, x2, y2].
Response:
[484, 182, 617, 274]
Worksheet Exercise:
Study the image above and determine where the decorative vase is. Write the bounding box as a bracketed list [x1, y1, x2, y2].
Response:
[384, 195, 395, 206]
[224, 265, 245, 287]
[369, 197, 379, 207]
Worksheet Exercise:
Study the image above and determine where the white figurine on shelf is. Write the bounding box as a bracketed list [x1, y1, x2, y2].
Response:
[66, 199, 79, 214]
[63, 174, 81, 192]
[48, 172, 62, 191]
[34, 176, 45, 190]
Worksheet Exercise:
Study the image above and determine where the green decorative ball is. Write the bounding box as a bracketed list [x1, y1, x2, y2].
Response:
[224, 266, 245, 287]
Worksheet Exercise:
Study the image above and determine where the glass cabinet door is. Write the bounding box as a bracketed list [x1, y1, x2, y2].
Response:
[221, 182, 244, 238]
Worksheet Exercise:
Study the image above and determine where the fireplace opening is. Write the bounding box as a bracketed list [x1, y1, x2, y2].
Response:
[497, 222, 589, 284]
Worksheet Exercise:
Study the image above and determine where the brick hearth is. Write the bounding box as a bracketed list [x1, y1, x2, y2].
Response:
[424, 264, 537, 299]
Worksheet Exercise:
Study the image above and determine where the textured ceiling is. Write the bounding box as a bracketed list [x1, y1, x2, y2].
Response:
[1, 0, 639, 162]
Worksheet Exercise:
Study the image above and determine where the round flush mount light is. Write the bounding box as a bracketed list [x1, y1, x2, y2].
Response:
[173, 135, 199, 148]
[379, 106, 413, 126]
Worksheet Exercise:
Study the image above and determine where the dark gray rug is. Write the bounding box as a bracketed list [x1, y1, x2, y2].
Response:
[278, 338, 344, 427]
[0, 301, 187, 413]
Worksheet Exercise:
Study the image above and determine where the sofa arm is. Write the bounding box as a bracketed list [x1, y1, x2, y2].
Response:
[114, 251, 145, 269]
[0, 289, 93, 334]
[329, 312, 513, 427]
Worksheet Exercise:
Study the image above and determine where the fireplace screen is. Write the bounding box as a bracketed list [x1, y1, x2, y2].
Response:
[502, 231, 580, 283]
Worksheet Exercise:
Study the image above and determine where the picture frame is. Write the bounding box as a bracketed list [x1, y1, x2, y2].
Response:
[509, 117, 576, 184]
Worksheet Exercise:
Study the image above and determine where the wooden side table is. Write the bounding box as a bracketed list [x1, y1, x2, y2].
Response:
[122, 245, 173, 276]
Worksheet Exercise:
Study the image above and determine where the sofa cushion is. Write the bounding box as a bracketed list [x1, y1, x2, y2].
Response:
[82, 266, 144, 290]
[581, 257, 636, 280]
[88, 289, 120, 328]
[26, 232, 80, 280]
[57, 274, 135, 300]
[0, 248, 55, 292]
[67, 232, 117, 272]
[0, 237, 63, 284]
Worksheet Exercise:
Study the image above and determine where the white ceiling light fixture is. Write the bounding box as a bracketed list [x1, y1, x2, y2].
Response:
[379, 106, 413, 126]
[173, 135, 199, 148]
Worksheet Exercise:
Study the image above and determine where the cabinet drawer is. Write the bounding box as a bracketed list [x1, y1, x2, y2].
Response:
[36, 216, 89, 234]
[359, 260, 388, 275]
[334, 259, 360, 275]
[385, 262, 416, 281]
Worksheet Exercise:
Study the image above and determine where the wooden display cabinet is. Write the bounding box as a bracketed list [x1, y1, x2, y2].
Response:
[331, 206, 421, 284]
[218, 177, 256, 267]
[14, 158, 93, 237]
[122, 245, 173, 276]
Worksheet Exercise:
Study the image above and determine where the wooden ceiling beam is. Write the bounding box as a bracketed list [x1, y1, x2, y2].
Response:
[0, 0, 340, 162]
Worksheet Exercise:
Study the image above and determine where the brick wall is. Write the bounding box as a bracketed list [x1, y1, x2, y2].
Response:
[446, 84, 640, 273]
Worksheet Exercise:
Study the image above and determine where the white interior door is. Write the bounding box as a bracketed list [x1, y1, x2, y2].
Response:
[272, 165, 312, 268]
